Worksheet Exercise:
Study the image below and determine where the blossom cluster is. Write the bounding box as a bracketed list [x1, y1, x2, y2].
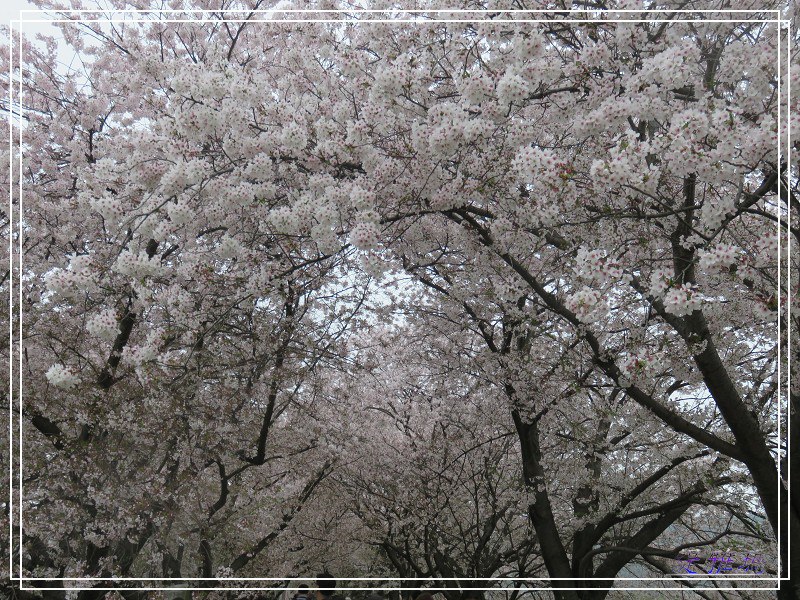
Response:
[574, 41, 611, 70]
[132, 154, 167, 188]
[182, 158, 207, 186]
[574, 247, 625, 284]
[268, 205, 302, 235]
[628, 39, 700, 91]
[371, 63, 407, 102]
[423, 104, 469, 156]
[311, 223, 340, 255]
[69, 253, 92, 273]
[114, 249, 162, 279]
[462, 117, 493, 143]
[346, 185, 375, 210]
[45, 364, 80, 390]
[86, 308, 119, 341]
[697, 244, 739, 271]
[280, 122, 309, 153]
[512, 34, 544, 62]
[618, 352, 661, 388]
[513, 146, 564, 189]
[575, 97, 640, 138]
[564, 286, 607, 323]
[459, 73, 494, 105]
[244, 153, 275, 181]
[175, 103, 225, 140]
[649, 269, 704, 316]
[122, 329, 164, 366]
[590, 154, 636, 188]
[496, 71, 530, 106]
[649, 268, 673, 297]
[663, 283, 703, 317]
[166, 199, 194, 227]
[309, 201, 341, 254]
[591, 135, 653, 189]
[350, 219, 381, 251]
[44, 268, 90, 299]
[89, 193, 125, 225]
[359, 251, 387, 278]
[171, 68, 230, 100]
[429, 122, 463, 156]
[752, 233, 780, 268]
[696, 194, 736, 231]
[428, 185, 463, 212]
[217, 235, 243, 260]
[668, 109, 710, 141]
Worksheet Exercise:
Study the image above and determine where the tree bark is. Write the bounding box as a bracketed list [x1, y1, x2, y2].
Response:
[511, 410, 580, 600]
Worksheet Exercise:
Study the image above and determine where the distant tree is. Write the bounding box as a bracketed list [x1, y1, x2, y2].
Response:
[1, 1, 796, 599]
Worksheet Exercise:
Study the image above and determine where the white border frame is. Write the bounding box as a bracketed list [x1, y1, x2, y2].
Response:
[6, 6, 792, 594]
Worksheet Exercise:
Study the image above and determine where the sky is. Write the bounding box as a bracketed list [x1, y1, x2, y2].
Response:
[2, 0, 33, 25]
[3, 0, 66, 50]
[3, 0, 55, 32]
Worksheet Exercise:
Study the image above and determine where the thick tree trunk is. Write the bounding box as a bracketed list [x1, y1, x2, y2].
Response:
[511, 410, 580, 600]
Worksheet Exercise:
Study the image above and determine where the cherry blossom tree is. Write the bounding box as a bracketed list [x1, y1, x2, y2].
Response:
[2, 0, 798, 599]
[284, 4, 796, 594]
[333, 277, 775, 595]
[4, 5, 376, 590]
[328, 324, 541, 594]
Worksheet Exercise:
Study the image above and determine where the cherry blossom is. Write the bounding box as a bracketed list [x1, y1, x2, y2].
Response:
[2, 3, 796, 599]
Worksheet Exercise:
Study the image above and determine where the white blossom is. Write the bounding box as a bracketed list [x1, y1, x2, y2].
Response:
[46, 364, 80, 389]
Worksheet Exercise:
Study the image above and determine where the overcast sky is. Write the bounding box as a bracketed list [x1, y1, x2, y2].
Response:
[4, 0, 39, 28]
[4, 0, 65, 44]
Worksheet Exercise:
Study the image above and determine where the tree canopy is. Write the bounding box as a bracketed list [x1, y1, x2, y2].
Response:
[2, 1, 797, 599]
